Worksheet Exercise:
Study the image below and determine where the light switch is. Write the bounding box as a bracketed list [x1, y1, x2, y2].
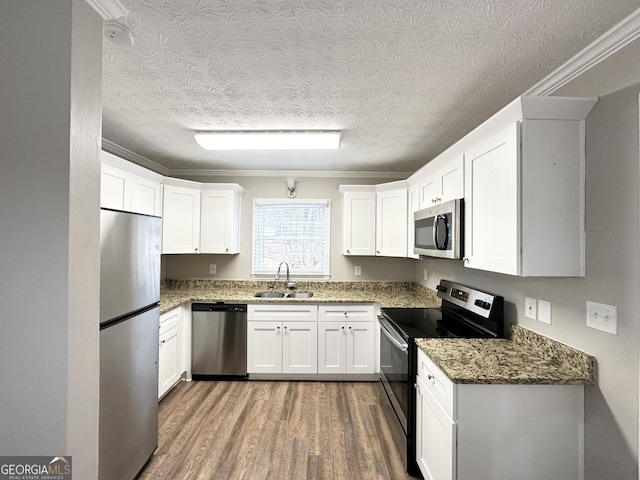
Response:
[209, 264, 217, 275]
[538, 300, 551, 324]
[354, 266, 361, 276]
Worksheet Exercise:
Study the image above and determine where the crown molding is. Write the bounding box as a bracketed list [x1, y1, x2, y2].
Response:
[167, 168, 410, 180]
[85, 0, 128, 20]
[526, 7, 640, 96]
[101, 139, 408, 179]
[101, 138, 170, 176]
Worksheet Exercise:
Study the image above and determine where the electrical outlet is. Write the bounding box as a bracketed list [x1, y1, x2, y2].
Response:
[423, 269, 428, 281]
[586, 301, 617, 335]
[525, 297, 537, 320]
[538, 300, 551, 325]
[354, 266, 361, 276]
[209, 264, 217, 275]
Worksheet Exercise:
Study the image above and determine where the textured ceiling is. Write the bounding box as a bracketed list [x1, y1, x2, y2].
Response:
[102, 0, 639, 175]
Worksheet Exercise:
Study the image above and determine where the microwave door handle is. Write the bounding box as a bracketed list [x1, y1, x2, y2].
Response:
[434, 214, 448, 250]
[432, 216, 439, 250]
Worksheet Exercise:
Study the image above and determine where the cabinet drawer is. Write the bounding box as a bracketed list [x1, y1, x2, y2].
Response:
[248, 304, 318, 322]
[318, 304, 374, 322]
[417, 348, 455, 418]
[159, 308, 181, 335]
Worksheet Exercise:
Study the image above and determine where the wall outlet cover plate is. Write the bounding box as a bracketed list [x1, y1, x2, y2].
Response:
[586, 301, 617, 335]
[525, 297, 537, 320]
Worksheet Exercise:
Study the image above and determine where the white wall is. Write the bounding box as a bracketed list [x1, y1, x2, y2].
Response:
[0, 1, 101, 477]
[415, 82, 640, 479]
[163, 175, 417, 282]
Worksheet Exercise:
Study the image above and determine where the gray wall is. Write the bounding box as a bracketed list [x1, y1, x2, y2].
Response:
[164, 175, 417, 282]
[0, 1, 101, 477]
[414, 83, 640, 479]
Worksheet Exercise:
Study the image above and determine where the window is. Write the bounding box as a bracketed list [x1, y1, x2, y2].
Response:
[252, 199, 330, 278]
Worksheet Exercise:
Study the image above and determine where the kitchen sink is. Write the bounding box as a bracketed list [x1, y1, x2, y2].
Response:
[254, 291, 285, 298]
[287, 292, 313, 298]
[254, 291, 313, 299]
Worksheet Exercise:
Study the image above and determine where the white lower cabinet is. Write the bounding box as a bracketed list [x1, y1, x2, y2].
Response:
[247, 305, 318, 374]
[318, 305, 375, 374]
[282, 322, 317, 374]
[415, 348, 584, 480]
[158, 307, 185, 399]
[416, 374, 455, 480]
[248, 303, 375, 377]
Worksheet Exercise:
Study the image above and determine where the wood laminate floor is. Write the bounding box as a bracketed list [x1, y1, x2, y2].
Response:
[138, 380, 416, 480]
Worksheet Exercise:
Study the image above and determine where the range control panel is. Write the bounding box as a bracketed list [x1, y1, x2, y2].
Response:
[436, 280, 502, 318]
[450, 287, 469, 303]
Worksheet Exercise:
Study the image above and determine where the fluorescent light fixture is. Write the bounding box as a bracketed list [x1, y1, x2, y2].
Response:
[194, 131, 341, 150]
[86, 0, 128, 19]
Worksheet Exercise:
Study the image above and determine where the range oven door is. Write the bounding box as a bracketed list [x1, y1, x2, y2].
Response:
[379, 314, 409, 432]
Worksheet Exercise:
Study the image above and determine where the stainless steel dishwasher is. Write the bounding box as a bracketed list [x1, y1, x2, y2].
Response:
[191, 303, 247, 378]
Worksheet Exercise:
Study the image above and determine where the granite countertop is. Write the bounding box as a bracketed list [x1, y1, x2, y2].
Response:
[416, 324, 595, 385]
[160, 279, 440, 313]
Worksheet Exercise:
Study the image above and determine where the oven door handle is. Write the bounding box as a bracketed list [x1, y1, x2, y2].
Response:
[379, 320, 409, 352]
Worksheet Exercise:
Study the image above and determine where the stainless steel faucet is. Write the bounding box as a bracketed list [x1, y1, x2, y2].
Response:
[276, 261, 296, 290]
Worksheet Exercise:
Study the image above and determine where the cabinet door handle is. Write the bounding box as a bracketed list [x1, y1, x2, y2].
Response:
[427, 374, 435, 383]
[195, 247, 198, 252]
[341, 326, 345, 330]
[346, 249, 350, 254]
[344, 312, 348, 317]
[376, 250, 380, 254]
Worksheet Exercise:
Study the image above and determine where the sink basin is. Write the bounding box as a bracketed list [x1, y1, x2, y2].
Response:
[253, 291, 313, 299]
[286, 292, 313, 298]
[254, 291, 286, 298]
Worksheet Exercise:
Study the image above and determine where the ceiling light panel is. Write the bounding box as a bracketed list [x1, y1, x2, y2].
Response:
[194, 131, 341, 150]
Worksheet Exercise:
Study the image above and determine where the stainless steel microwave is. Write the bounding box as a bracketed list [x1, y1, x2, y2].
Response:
[414, 198, 463, 259]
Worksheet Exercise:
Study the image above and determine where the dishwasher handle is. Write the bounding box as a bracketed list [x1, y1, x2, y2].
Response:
[191, 303, 247, 313]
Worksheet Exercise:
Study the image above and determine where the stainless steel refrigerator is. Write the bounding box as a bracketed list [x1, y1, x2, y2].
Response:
[99, 208, 161, 480]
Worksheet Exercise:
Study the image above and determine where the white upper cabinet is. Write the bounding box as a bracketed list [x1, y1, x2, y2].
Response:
[100, 151, 163, 216]
[101, 163, 127, 211]
[200, 184, 244, 254]
[129, 176, 163, 216]
[419, 155, 464, 209]
[162, 179, 244, 255]
[376, 187, 408, 257]
[162, 183, 202, 254]
[339, 183, 408, 258]
[463, 96, 597, 276]
[339, 186, 376, 256]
